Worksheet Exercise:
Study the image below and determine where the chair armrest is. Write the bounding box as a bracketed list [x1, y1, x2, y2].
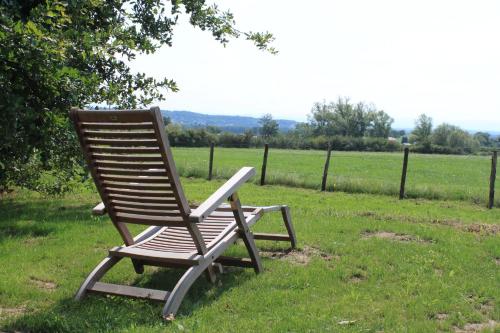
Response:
[92, 202, 107, 216]
[189, 167, 255, 223]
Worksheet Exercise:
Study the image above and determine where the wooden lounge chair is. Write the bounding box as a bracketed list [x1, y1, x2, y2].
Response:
[69, 107, 296, 319]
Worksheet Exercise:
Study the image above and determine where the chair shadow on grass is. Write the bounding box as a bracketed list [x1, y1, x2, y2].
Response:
[0, 200, 100, 242]
[1, 199, 264, 331]
[5, 263, 252, 332]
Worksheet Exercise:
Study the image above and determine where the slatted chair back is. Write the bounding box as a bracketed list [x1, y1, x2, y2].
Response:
[70, 107, 192, 244]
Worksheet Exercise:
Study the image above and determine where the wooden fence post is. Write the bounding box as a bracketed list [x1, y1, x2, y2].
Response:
[488, 150, 497, 209]
[208, 142, 215, 181]
[321, 143, 332, 191]
[260, 143, 269, 186]
[399, 147, 410, 200]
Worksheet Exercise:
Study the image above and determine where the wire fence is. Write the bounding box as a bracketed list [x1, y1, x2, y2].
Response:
[171, 145, 498, 208]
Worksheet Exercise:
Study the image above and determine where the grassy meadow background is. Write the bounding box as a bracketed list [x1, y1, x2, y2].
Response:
[1, 147, 499, 332]
[172, 148, 499, 206]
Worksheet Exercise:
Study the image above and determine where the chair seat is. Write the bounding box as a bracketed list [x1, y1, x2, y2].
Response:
[109, 208, 259, 264]
[133, 220, 237, 254]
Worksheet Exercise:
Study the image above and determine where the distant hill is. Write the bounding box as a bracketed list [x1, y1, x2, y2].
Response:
[161, 110, 297, 133]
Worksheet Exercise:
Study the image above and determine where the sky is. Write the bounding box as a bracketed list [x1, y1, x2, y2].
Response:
[130, 0, 500, 131]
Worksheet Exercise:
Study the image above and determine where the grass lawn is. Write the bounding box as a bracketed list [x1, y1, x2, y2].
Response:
[0, 178, 499, 332]
[172, 148, 499, 206]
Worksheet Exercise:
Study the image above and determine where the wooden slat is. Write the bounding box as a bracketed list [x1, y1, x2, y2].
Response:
[137, 247, 194, 254]
[89, 146, 160, 154]
[204, 214, 236, 219]
[86, 138, 158, 147]
[153, 234, 195, 242]
[95, 161, 165, 169]
[148, 238, 198, 246]
[143, 236, 193, 245]
[100, 174, 170, 183]
[93, 154, 163, 162]
[113, 205, 181, 216]
[148, 238, 197, 247]
[215, 256, 254, 268]
[76, 110, 155, 122]
[109, 246, 200, 265]
[102, 180, 172, 191]
[97, 167, 167, 176]
[115, 212, 185, 226]
[81, 122, 153, 130]
[145, 241, 194, 249]
[197, 231, 221, 236]
[105, 187, 175, 197]
[83, 130, 156, 139]
[159, 231, 191, 237]
[110, 199, 178, 210]
[137, 239, 188, 248]
[137, 244, 194, 253]
[151, 238, 193, 245]
[199, 220, 232, 225]
[155, 231, 190, 237]
[153, 236, 192, 243]
[253, 233, 291, 242]
[107, 193, 179, 204]
[88, 282, 169, 301]
[198, 224, 231, 229]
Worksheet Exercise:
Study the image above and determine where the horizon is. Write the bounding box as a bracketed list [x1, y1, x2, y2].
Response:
[131, 0, 500, 131]
[161, 109, 500, 135]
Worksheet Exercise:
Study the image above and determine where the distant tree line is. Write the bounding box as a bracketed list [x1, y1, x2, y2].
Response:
[165, 98, 498, 154]
[409, 114, 498, 154]
[164, 98, 399, 151]
[306, 98, 394, 138]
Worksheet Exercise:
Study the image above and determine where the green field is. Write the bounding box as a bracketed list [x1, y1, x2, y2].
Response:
[172, 148, 499, 206]
[0, 178, 498, 332]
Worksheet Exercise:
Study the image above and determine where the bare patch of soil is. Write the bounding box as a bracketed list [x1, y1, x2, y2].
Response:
[359, 211, 377, 217]
[479, 301, 494, 315]
[260, 246, 338, 266]
[432, 219, 499, 235]
[454, 320, 498, 333]
[23, 237, 42, 245]
[463, 224, 499, 235]
[362, 231, 431, 243]
[349, 272, 366, 283]
[0, 305, 26, 317]
[495, 258, 500, 266]
[352, 210, 499, 236]
[30, 277, 56, 290]
[435, 313, 448, 321]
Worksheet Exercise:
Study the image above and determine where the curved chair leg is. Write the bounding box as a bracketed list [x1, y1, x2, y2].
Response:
[132, 259, 144, 274]
[75, 256, 122, 300]
[162, 264, 207, 320]
[281, 206, 297, 249]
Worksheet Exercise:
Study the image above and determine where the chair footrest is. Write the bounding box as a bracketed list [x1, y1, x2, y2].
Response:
[88, 282, 170, 301]
[252, 233, 291, 242]
[215, 256, 254, 268]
